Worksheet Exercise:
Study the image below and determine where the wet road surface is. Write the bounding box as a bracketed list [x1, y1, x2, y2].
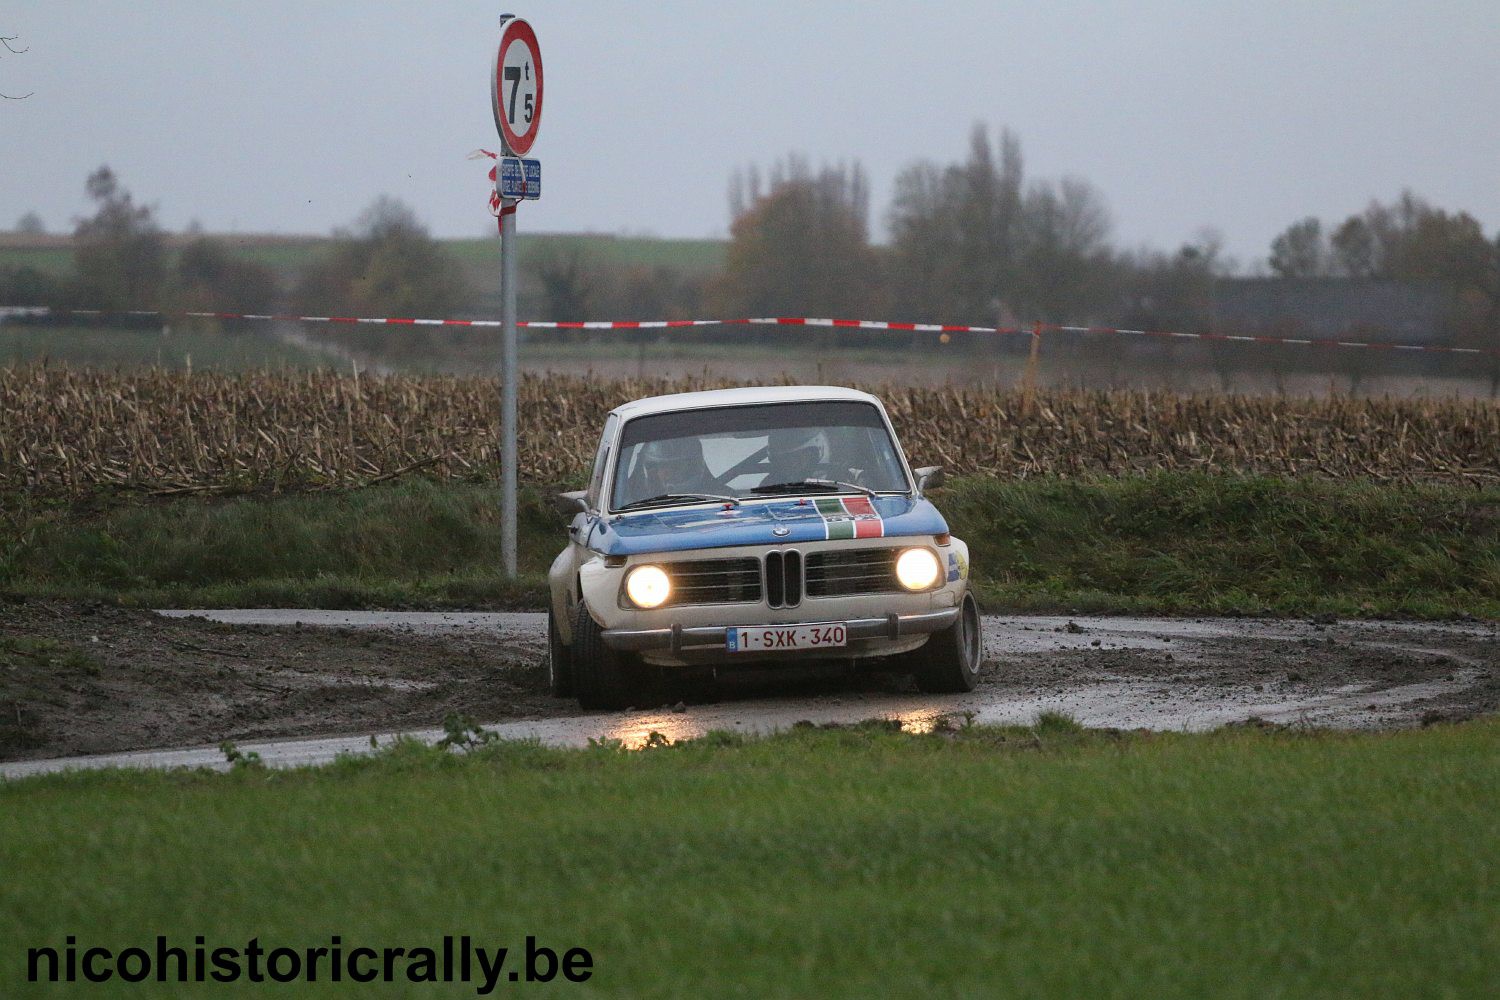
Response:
[2, 610, 1494, 779]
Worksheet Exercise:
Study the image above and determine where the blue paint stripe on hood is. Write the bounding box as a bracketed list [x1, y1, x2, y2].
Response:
[589, 495, 949, 556]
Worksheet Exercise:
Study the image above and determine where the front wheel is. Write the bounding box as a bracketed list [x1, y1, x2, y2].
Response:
[572, 601, 636, 710]
[547, 607, 574, 698]
[912, 593, 982, 693]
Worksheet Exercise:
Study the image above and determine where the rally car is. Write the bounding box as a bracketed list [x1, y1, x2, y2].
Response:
[546, 385, 981, 709]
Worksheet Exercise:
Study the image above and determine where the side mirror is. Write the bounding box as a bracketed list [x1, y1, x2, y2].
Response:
[913, 466, 945, 493]
[553, 490, 588, 518]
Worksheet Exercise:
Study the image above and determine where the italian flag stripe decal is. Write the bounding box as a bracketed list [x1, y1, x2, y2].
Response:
[814, 496, 885, 539]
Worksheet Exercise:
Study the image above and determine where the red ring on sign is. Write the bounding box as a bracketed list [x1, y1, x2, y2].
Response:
[493, 18, 543, 156]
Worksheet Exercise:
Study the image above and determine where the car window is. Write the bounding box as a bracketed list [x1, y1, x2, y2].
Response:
[611, 401, 909, 510]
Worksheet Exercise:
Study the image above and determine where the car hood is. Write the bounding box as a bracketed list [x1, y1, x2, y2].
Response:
[590, 494, 949, 557]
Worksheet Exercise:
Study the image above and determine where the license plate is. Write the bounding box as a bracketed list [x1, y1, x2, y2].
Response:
[726, 624, 847, 652]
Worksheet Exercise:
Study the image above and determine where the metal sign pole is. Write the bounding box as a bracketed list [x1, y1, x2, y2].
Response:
[494, 12, 518, 581]
[499, 192, 518, 579]
[492, 12, 541, 581]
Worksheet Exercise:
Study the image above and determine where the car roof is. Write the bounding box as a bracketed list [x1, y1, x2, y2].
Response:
[609, 385, 884, 421]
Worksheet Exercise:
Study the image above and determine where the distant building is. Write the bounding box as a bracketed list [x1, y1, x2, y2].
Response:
[1211, 278, 1454, 344]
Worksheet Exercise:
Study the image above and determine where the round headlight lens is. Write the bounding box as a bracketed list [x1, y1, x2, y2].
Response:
[895, 547, 941, 591]
[624, 565, 672, 609]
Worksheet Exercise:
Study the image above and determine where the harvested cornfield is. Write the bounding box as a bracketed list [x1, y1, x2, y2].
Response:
[1, 366, 1497, 497]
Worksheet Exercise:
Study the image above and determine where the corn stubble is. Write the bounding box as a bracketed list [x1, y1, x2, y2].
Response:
[2, 367, 1496, 497]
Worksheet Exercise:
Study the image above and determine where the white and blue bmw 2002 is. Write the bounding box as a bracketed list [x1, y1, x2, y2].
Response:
[547, 385, 981, 709]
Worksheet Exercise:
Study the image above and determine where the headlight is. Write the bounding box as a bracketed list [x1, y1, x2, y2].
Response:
[624, 565, 672, 609]
[895, 547, 941, 591]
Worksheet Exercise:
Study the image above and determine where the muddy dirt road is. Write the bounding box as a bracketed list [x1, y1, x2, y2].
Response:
[2, 603, 1496, 778]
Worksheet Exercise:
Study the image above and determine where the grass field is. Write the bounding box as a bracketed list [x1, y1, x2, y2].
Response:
[0, 232, 726, 287]
[4, 474, 1496, 617]
[0, 325, 323, 370]
[4, 322, 859, 374]
[446, 233, 727, 274]
[0, 244, 73, 276]
[3, 719, 1497, 997]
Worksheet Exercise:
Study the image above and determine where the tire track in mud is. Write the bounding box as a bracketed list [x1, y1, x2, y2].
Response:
[2, 605, 1496, 776]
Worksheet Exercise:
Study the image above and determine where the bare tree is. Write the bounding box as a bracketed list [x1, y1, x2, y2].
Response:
[1268, 218, 1329, 277]
[2, 33, 33, 100]
[888, 124, 1028, 324]
[531, 243, 594, 324]
[1016, 175, 1114, 323]
[73, 166, 168, 310]
[293, 196, 473, 319]
[714, 156, 880, 321]
[1329, 217, 1375, 277]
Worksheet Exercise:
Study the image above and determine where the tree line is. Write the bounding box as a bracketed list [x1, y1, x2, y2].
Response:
[708, 127, 1227, 334]
[5, 140, 1497, 357]
[0, 167, 477, 321]
[711, 126, 1500, 347]
[1265, 193, 1498, 346]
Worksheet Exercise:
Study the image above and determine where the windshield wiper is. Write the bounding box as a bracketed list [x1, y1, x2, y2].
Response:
[750, 479, 877, 498]
[615, 492, 741, 512]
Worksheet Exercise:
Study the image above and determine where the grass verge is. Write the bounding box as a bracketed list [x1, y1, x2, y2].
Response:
[2, 473, 1496, 616]
[0, 478, 560, 610]
[948, 472, 1500, 618]
[2, 719, 1498, 997]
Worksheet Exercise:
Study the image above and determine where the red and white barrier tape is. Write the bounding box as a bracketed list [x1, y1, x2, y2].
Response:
[1044, 324, 1496, 356]
[7, 308, 1497, 357]
[470, 149, 522, 225]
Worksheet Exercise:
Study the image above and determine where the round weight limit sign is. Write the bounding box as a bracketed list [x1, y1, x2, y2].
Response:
[493, 18, 543, 156]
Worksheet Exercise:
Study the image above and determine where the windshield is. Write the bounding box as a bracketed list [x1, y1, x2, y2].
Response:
[610, 401, 910, 511]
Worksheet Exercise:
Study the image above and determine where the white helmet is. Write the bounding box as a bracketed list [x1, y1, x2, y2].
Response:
[768, 427, 829, 481]
[640, 437, 709, 494]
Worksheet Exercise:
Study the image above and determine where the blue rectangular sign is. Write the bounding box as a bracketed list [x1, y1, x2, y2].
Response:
[497, 157, 541, 200]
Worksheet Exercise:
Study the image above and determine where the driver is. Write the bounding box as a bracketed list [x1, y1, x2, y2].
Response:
[766, 427, 831, 484]
[638, 437, 713, 496]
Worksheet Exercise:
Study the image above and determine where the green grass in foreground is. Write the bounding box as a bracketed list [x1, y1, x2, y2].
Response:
[0, 325, 324, 370]
[2, 720, 1498, 997]
[3, 473, 1497, 616]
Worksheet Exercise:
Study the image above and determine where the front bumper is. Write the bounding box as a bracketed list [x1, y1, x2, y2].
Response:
[601, 606, 960, 653]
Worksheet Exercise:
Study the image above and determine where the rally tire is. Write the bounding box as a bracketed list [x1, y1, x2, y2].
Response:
[572, 601, 635, 710]
[912, 593, 982, 693]
[547, 607, 574, 698]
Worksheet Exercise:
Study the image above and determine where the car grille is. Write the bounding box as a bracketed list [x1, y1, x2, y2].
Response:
[657, 549, 904, 608]
[804, 548, 901, 598]
[661, 557, 762, 607]
[765, 550, 802, 608]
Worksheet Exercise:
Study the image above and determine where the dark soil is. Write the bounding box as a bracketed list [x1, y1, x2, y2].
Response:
[0, 600, 561, 762]
[3, 602, 1498, 762]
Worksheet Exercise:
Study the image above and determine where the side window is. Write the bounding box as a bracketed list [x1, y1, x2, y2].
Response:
[586, 415, 617, 510]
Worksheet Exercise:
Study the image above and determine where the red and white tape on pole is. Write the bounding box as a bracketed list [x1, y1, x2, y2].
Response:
[7, 308, 1497, 357]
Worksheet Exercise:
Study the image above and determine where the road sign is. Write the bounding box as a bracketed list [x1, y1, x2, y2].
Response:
[492, 18, 543, 156]
[497, 157, 541, 199]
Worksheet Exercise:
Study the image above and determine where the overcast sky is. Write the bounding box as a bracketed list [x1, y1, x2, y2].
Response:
[4, 2, 1497, 266]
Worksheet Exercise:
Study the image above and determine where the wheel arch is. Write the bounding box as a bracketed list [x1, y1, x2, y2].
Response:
[546, 547, 578, 644]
